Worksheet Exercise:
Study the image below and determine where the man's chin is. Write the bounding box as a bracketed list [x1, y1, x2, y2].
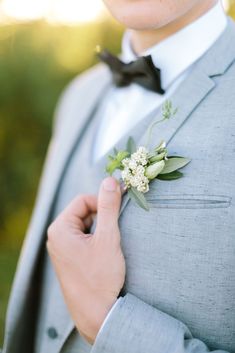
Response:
[109, 11, 171, 32]
[103, 1, 177, 32]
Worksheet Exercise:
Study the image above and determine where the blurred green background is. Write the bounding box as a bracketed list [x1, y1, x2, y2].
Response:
[0, 1, 234, 346]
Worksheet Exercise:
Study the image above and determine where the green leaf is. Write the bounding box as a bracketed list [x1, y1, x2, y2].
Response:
[157, 170, 183, 180]
[116, 150, 129, 162]
[126, 137, 137, 154]
[149, 151, 167, 163]
[108, 155, 115, 161]
[162, 100, 178, 120]
[128, 188, 150, 211]
[105, 150, 129, 175]
[160, 157, 190, 174]
[105, 160, 122, 175]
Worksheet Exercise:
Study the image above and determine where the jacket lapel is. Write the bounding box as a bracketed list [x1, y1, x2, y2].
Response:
[119, 19, 235, 216]
[95, 69, 216, 217]
[4, 65, 112, 350]
[53, 56, 215, 351]
[118, 71, 215, 215]
[5, 19, 235, 353]
[57, 20, 235, 353]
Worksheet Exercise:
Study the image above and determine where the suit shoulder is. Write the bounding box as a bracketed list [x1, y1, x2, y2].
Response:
[65, 63, 110, 93]
[53, 63, 110, 134]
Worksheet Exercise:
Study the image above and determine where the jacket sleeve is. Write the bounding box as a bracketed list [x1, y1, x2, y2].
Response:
[91, 293, 230, 353]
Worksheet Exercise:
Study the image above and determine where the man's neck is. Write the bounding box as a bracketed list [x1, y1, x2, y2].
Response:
[130, 0, 218, 54]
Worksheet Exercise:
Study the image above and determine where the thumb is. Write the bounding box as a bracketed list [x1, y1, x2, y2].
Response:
[96, 177, 121, 236]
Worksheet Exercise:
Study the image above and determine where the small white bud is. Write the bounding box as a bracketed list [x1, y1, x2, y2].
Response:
[155, 140, 166, 152]
[145, 160, 165, 180]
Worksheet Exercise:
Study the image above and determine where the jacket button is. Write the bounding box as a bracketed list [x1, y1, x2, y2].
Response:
[47, 327, 58, 339]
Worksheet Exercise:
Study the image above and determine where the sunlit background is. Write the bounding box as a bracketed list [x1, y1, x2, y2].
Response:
[0, 0, 106, 24]
[0, 0, 231, 24]
[0, 0, 234, 346]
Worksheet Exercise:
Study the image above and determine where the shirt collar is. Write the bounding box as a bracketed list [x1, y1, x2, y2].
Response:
[121, 1, 228, 90]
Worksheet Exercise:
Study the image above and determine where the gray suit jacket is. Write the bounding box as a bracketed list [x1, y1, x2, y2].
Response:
[3, 18, 235, 353]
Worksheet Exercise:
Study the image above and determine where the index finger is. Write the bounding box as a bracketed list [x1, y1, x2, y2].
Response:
[62, 194, 97, 221]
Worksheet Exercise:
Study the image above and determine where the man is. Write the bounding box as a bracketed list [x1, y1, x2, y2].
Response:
[2, 0, 235, 352]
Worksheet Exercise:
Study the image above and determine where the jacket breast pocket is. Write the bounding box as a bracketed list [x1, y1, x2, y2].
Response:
[146, 194, 232, 209]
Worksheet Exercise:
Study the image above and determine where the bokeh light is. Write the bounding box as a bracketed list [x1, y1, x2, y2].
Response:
[0, 0, 105, 24]
[222, 0, 230, 11]
[0, 0, 231, 25]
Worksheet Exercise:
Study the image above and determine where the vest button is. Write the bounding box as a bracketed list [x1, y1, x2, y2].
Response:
[47, 327, 58, 339]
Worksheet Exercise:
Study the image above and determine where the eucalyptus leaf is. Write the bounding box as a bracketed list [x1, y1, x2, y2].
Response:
[160, 157, 190, 174]
[128, 188, 150, 211]
[126, 137, 137, 154]
[157, 170, 183, 180]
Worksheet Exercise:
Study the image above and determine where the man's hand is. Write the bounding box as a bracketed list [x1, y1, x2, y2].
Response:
[47, 177, 126, 344]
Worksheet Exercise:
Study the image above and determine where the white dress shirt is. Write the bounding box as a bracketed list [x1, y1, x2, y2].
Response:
[94, 1, 227, 162]
[96, 0, 227, 334]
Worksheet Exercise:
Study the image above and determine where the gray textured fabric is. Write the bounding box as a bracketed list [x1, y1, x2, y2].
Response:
[34, 87, 109, 353]
[2, 18, 235, 353]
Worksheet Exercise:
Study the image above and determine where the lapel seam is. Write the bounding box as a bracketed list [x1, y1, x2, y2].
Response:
[167, 80, 215, 146]
[209, 57, 235, 78]
[54, 23, 235, 350]
[119, 73, 215, 217]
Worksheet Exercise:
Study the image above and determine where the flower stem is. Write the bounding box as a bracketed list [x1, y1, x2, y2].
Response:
[145, 100, 178, 148]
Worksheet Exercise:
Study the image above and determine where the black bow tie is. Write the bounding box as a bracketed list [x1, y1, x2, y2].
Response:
[97, 49, 165, 94]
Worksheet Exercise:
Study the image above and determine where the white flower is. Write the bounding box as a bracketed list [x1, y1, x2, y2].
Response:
[131, 146, 149, 166]
[130, 176, 139, 188]
[129, 159, 138, 171]
[121, 168, 132, 187]
[121, 146, 151, 193]
[122, 158, 130, 168]
[136, 165, 145, 175]
[129, 173, 149, 193]
[137, 182, 149, 193]
[138, 146, 148, 154]
[121, 168, 130, 179]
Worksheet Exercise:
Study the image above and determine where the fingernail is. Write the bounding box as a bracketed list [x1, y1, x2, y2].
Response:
[103, 177, 118, 192]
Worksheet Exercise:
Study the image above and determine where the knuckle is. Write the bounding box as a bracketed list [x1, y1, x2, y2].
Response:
[46, 240, 51, 252]
[47, 212, 68, 243]
[47, 219, 60, 242]
[47, 221, 54, 234]
[73, 194, 86, 204]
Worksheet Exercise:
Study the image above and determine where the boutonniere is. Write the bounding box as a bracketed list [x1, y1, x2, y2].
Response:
[105, 101, 191, 211]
